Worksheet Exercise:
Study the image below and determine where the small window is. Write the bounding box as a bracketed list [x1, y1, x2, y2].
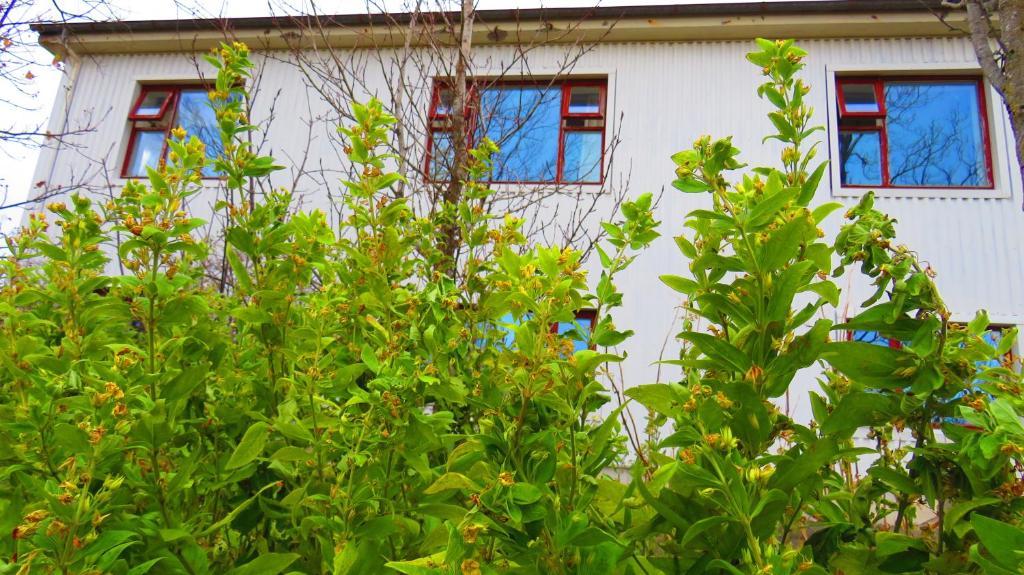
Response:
[426, 79, 606, 184]
[482, 309, 596, 352]
[122, 85, 230, 179]
[836, 77, 993, 189]
[849, 330, 902, 349]
[552, 309, 596, 353]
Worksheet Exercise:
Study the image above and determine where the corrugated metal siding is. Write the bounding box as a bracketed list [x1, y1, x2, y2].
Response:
[31, 36, 1024, 425]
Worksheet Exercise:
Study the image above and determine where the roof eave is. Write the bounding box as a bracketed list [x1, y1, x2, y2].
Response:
[33, 1, 963, 56]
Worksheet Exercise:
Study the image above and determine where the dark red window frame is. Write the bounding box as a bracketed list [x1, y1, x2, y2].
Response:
[121, 84, 219, 179]
[836, 75, 995, 190]
[425, 79, 607, 185]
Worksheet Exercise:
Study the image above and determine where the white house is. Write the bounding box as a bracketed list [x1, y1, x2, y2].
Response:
[26, 0, 1024, 425]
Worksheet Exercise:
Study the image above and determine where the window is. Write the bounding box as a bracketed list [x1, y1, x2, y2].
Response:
[122, 85, 228, 178]
[836, 77, 993, 189]
[848, 326, 1015, 427]
[427, 80, 606, 184]
[484, 309, 596, 352]
[552, 308, 597, 353]
[849, 329, 903, 349]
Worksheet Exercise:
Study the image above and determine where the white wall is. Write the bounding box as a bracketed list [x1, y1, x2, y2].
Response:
[28, 36, 1024, 430]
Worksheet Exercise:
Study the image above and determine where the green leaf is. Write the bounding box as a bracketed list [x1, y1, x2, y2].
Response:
[127, 559, 164, 575]
[424, 472, 480, 494]
[800, 162, 830, 206]
[226, 422, 270, 470]
[680, 516, 732, 548]
[625, 384, 680, 417]
[868, 466, 919, 496]
[968, 310, 990, 336]
[680, 331, 752, 373]
[769, 437, 838, 493]
[673, 177, 712, 193]
[385, 553, 446, 575]
[944, 498, 1000, 533]
[876, 532, 927, 557]
[744, 184, 796, 229]
[972, 514, 1024, 570]
[970, 544, 1018, 575]
[511, 483, 542, 504]
[227, 247, 253, 292]
[821, 391, 899, 435]
[225, 553, 299, 575]
[707, 558, 747, 575]
[762, 215, 815, 271]
[660, 274, 698, 295]
[269, 446, 310, 463]
[361, 345, 380, 374]
[821, 341, 910, 389]
[811, 200, 843, 224]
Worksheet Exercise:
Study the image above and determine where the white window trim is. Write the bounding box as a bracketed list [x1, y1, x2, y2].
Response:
[825, 62, 1014, 200]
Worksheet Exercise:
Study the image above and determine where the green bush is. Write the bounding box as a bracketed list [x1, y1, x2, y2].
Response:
[0, 39, 1021, 575]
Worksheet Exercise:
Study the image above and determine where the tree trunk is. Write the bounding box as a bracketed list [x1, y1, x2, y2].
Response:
[995, 0, 1024, 207]
[438, 0, 475, 270]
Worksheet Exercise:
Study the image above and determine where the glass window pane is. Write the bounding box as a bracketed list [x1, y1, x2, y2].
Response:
[175, 89, 224, 177]
[135, 90, 171, 116]
[568, 86, 601, 114]
[429, 131, 454, 180]
[435, 88, 455, 116]
[562, 131, 602, 183]
[126, 131, 165, 177]
[851, 330, 893, 347]
[841, 83, 879, 114]
[838, 130, 882, 186]
[884, 81, 990, 187]
[477, 86, 560, 182]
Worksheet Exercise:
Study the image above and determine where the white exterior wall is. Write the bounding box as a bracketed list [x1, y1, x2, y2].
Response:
[28, 36, 1024, 427]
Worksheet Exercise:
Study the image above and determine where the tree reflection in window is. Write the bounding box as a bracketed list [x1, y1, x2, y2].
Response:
[836, 77, 992, 189]
[477, 86, 561, 182]
[123, 85, 231, 178]
[426, 80, 606, 184]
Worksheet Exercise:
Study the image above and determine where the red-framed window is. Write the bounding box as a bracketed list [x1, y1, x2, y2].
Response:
[836, 76, 993, 189]
[552, 308, 598, 353]
[122, 85, 227, 179]
[426, 79, 607, 184]
[847, 329, 903, 349]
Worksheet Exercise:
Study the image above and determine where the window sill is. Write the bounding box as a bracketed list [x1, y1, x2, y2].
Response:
[486, 181, 607, 195]
[832, 185, 1010, 200]
[118, 176, 227, 182]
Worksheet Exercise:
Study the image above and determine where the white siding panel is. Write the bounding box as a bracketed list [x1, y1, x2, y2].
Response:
[30, 36, 1024, 425]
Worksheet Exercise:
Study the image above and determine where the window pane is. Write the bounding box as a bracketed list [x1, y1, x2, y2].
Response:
[126, 131, 165, 177]
[429, 131, 454, 180]
[176, 89, 224, 177]
[478, 86, 560, 182]
[435, 88, 455, 116]
[884, 81, 990, 187]
[562, 131, 602, 183]
[838, 130, 882, 186]
[841, 83, 879, 114]
[568, 86, 601, 114]
[135, 90, 171, 116]
[851, 330, 895, 347]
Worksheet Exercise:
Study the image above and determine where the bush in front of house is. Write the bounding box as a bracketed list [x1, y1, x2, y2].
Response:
[0, 40, 1021, 575]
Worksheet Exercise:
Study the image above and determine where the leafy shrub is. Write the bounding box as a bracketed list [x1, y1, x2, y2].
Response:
[0, 39, 1021, 575]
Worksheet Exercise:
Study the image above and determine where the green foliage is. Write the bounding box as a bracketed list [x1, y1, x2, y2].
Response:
[0, 42, 659, 574]
[625, 38, 1024, 575]
[1, 38, 1022, 575]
